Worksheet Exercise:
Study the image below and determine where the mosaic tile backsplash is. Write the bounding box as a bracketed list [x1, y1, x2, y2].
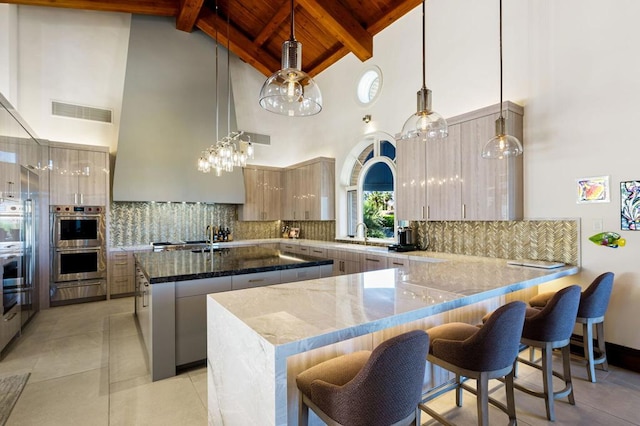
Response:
[413, 220, 580, 266]
[109, 202, 336, 247]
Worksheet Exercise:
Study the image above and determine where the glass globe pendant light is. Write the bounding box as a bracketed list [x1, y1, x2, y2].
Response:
[258, 0, 322, 117]
[401, 0, 447, 141]
[481, 0, 523, 159]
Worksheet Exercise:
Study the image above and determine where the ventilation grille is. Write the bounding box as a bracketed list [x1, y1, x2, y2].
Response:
[52, 101, 112, 123]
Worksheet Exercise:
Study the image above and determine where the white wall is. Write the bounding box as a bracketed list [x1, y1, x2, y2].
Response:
[0, 5, 18, 104]
[15, 6, 130, 150]
[1, 1, 638, 350]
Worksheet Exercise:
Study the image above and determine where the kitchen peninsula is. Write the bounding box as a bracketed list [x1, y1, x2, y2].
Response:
[206, 253, 579, 426]
[134, 246, 333, 381]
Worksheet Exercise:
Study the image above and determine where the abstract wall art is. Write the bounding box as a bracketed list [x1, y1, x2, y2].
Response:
[577, 176, 610, 203]
[621, 180, 640, 231]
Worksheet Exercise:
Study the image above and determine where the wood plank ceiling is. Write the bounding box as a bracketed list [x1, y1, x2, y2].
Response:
[1, 0, 421, 77]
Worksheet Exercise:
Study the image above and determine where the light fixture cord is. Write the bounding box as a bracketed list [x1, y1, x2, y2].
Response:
[215, 0, 219, 143]
[227, 3, 231, 139]
[289, 0, 295, 41]
[499, 0, 504, 119]
[421, 0, 426, 90]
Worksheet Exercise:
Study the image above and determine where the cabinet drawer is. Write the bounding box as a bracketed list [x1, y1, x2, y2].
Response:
[110, 276, 134, 295]
[232, 270, 281, 290]
[361, 253, 389, 271]
[175, 276, 232, 298]
[280, 243, 296, 251]
[308, 247, 327, 258]
[297, 246, 310, 255]
[280, 266, 320, 284]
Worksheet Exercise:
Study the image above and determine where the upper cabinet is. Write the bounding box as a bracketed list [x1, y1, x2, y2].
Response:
[49, 146, 109, 206]
[395, 101, 523, 221]
[282, 157, 335, 221]
[238, 166, 282, 221]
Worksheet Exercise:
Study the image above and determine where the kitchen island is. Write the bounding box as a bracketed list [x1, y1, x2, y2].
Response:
[134, 246, 333, 381]
[206, 252, 579, 426]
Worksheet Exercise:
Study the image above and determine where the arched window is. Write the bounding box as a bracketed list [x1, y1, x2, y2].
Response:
[345, 136, 396, 239]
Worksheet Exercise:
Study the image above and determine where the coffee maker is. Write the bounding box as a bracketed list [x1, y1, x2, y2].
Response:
[388, 227, 417, 252]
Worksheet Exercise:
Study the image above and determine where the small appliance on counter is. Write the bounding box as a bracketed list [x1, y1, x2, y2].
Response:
[388, 226, 417, 252]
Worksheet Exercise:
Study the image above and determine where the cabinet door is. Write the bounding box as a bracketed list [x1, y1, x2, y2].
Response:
[239, 168, 263, 221]
[77, 150, 108, 206]
[395, 138, 426, 220]
[49, 147, 78, 205]
[360, 253, 388, 271]
[460, 112, 523, 220]
[426, 123, 462, 220]
[263, 169, 282, 220]
[282, 169, 295, 220]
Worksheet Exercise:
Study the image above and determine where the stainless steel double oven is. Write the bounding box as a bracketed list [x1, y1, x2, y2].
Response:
[50, 205, 106, 305]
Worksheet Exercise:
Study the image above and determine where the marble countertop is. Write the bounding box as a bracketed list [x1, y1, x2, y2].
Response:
[134, 246, 333, 284]
[208, 254, 579, 353]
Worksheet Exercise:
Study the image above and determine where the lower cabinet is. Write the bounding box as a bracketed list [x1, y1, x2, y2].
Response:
[175, 277, 232, 366]
[0, 304, 21, 352]
[135, 263, 335, 381]
[109, 250, 135, 297]
[360, 253, 389, 271]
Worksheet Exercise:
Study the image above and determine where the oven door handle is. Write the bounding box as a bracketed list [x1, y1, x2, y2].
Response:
[54, 280, 105, 289]
[54, 247, 103, 253]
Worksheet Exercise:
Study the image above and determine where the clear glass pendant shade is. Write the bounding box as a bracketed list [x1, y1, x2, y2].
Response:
[400, 87, 447, 140]
[481, 117, 523, 159]
[259, 28, 322, 116]
[259, 68, 322, 117]
[401, 110, 448, 141]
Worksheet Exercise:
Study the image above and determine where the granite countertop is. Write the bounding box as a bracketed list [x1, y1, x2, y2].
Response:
[134, 246, 333, 284]
[208, 254, 580, 350]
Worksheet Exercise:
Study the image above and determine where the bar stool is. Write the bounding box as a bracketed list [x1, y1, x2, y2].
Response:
[421, 301, 526, 426]
[516, 285, 581, 421]
[529, 272, 614, 382]
[296, 330, 429, 426]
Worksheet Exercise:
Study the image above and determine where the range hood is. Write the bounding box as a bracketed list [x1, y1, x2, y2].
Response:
[113, 15, 245, 203]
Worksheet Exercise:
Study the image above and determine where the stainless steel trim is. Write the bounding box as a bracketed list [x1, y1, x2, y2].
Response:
[49, 279, 107, 303]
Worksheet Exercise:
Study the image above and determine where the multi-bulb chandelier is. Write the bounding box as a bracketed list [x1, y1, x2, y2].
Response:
[197, 132, 254, 175]
[197, 1, 255, 176]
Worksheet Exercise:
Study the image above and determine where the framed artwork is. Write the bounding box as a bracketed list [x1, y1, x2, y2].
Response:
[621, 180, 640, 231]
[577, 176, 610, 203]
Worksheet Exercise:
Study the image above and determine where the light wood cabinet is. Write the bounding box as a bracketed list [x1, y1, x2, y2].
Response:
[109, 250, 135, 297]
[395, 101, 523, 221]
[238, 166, 282, 221]
[395, 137, 426, 221]
[282, 157, 335, 221]
[360, 253, 389, 271]
[49, 146, 108, 206]
[0, 138, 40, 200]
[327, 248, 361, 275]
[459, 107, 523, 220]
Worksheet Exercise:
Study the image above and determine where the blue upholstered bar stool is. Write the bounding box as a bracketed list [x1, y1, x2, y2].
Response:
[529, 272, 614, 383]
[295, 330, 429, 426]
[421, 301, 526, 426]
[516, 285, 581, 421]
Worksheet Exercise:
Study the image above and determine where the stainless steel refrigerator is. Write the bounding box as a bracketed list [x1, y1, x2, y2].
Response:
[19, 166, 38, 325]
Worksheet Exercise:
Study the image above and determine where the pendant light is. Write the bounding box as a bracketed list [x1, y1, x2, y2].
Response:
[258, 0, 322, 117]
[481, 0, 523, 159]
[400, 0, 447, 141]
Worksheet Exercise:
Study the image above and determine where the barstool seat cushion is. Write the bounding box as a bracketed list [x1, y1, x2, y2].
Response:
[426, 322, 479, 350]
[529, 292, 554, 308]
[296, 351, 371, 397]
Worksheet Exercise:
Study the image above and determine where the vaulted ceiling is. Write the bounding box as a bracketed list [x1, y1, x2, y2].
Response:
[1, 0, 421, 77]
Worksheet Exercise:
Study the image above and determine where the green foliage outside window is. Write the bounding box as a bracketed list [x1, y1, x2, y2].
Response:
[363, 191, 394, 238]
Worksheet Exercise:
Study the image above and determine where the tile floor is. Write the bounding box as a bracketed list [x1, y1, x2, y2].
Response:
[0, 297, 639, 425]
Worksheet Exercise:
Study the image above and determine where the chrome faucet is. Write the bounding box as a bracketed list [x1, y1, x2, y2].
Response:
[355, 222, 368, 245]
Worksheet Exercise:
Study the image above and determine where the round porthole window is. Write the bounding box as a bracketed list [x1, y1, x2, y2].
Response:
[356, 66, 382, 106]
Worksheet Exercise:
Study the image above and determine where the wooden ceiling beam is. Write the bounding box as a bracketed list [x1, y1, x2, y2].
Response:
[196, 8, 281, 78]
[368, 0, 422, 35]
[176, 0, 205, 32]
[0, 0, 179, 16]
[297, 0, 372, 62]
[253, 0, 290, 47]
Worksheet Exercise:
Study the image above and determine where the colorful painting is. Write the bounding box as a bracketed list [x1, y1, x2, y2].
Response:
[577, 176, 610, 203]
[621, 180, 640, 231]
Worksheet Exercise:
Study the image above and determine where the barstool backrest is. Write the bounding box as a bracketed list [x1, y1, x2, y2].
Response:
[578, 272, 614, 318]
[310, 330, 429, 425]
[523, 285, 581, 342]
[432, 301, 527, 372]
